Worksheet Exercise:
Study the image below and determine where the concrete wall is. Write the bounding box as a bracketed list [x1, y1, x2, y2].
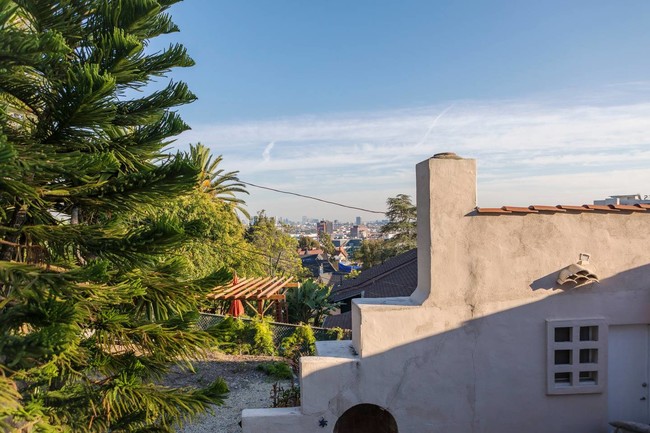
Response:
[350, 156, 650, 432]
[244, 156, 650, 433]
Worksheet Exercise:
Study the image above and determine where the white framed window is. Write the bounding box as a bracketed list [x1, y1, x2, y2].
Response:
[546, 319, 607, 395]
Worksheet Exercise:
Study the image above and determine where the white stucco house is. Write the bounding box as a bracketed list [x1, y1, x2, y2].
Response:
[243, 154, 650, 433]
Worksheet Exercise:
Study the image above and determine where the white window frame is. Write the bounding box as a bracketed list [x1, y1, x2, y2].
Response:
[546, 318, 607, 395]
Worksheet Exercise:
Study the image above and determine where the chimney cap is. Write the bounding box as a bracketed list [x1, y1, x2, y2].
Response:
[432, 152, 463, 160]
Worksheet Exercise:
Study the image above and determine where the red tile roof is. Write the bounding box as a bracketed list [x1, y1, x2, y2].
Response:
[530, 205, 566, 212]
[476, 204, 650, 214]
[502, 206, 538, 213]
[611, 204, 647, 212]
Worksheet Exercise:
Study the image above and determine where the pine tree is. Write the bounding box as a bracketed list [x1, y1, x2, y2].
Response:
[380, 193, 417, 254]
[245, 211, 304, 277]
[0, 1, 228, 431]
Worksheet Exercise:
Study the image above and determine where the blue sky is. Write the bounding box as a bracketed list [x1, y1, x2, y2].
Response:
[158, 1, 650, 221]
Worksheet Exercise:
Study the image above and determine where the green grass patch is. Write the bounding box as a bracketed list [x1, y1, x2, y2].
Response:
[256, 361, 293, 380]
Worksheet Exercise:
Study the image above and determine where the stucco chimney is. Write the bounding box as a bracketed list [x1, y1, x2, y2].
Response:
[411, 154, 477, 305]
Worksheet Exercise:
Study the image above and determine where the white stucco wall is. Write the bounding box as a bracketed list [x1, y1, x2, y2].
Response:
[243, 156, 650, 433]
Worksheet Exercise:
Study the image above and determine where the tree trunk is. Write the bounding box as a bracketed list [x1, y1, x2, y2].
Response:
[70, 206, 86, 265]
[0, 203, 27, 262]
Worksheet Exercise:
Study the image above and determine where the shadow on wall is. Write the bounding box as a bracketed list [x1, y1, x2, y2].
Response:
[301, 262, 650, 433]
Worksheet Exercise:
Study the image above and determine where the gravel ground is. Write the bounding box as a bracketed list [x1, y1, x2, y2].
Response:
[164, 352, 293, 433]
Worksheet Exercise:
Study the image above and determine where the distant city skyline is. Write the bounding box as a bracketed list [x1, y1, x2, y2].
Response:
[159, 1, 650, 221]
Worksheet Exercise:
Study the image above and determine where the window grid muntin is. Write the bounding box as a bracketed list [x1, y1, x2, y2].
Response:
[547, 319, 606, 395]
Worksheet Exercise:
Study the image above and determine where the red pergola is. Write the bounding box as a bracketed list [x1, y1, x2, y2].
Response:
[207, 276, 299, 322]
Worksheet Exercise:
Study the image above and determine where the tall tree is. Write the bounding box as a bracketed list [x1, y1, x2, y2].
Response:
[381, 194, 417, 253]
[354, 238, 386, 269]
[318, 231, 336, 255]
[246, 211, 304, 277]
[298, 235, 319, 250]
[354, 195, 416, 269]
[163, 189, 253, 279]
[188, 143, 250, 219]
[0, 1, 228, 431]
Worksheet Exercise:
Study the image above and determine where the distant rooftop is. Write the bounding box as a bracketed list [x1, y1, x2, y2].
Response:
[593, 194, 650, 206]
[330, 249, 417, 303]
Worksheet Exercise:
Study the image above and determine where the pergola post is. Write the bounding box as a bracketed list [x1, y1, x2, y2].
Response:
[256, 299, 264, 316]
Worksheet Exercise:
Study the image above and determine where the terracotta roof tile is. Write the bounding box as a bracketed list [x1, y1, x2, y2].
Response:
[502, 206, 538, 213]
[476, 204, 650, 214]
[476, 207, 511, 214]
[529, 205, 566, 212]
[584, 205, 619, 211]
[612, 204, 647, 212]
[557, 205, 594, 211]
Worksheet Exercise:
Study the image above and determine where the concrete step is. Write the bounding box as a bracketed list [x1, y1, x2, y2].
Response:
[300, 341, 360, 415]
[242, 408, 320, 432]
[315, 340, 358, 358]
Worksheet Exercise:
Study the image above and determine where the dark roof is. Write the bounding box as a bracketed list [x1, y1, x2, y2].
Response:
[329, 248, 417, 303]
[322, 311, 352, 330]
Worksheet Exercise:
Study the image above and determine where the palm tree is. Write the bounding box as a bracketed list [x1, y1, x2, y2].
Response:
[189, 143, 250, 219]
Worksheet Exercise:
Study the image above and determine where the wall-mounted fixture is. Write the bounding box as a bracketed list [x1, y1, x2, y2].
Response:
[557, 253, 599, 287]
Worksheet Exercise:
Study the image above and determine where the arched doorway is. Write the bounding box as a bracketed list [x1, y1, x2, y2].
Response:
[333, 404, 398, 433]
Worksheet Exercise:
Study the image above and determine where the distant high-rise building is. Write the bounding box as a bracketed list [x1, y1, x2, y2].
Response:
[302, 216, 308, 224]
[317, 220, 333, 235]
[355, 216, 362, 225]
[350, 225, 368, 239]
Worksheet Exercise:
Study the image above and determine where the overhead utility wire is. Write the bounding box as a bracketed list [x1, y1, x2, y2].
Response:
[240, 181, 385, 215]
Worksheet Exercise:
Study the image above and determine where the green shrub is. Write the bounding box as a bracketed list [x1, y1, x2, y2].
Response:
[207, 316, 276, 355]
[256, 361, 293, 380]
[207, 317, 249, 354]
[271, 382, 300, 408]
[250, 318, 276, 356]
[324, 327, 345, 340]
[280, 324, 316, 362]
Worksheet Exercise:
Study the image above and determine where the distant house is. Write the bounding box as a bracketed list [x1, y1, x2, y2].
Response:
[299, 249, 330, 277]
[594, 194, 650, 205]
[323, 249, 417, 330]
[299, 248, 348, 285]
[343, 238, 363, 257]
[244, 155, 650, 433]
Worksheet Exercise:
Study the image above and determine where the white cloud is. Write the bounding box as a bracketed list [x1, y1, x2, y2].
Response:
[177, 84, 650, 221]
[262, 141, 274, 162]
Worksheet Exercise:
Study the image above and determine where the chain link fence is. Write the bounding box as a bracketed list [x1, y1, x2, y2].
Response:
[197, 313, 351, 347]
